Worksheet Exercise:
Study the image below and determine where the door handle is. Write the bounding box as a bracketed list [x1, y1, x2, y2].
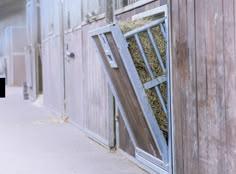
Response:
[65, 51, 75, 62]
[66, 51, 75, 59]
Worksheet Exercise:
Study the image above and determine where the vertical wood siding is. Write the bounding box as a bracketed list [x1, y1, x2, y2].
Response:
[63, 0, 82, 30]
[171, 1, 236, 173]
[81, 0, 106, 21]
[64, 30, 84, 128]
[40, 0, 64, 115]
[41, 36, 64, 115]
[115, 0, 140, 9]
[41, 0, 61, 38]
[82, 19, 111, 144]
[62, 0, 111, 145]
[3, 27, 26, 86]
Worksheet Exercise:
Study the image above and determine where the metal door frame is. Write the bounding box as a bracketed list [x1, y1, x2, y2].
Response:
[132, 5, 173, 174]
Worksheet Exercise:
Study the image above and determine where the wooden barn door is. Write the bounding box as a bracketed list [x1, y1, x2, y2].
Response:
[63, 0, 84, 127]
[63, 0, 114, 148]
[64, 30, 84, 127]
[82, 20, 114, 147]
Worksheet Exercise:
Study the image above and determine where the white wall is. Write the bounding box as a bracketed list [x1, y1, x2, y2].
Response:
[0, 10, 26, 56]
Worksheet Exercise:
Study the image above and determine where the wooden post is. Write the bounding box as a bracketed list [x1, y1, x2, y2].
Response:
[105, 0, 114, 23]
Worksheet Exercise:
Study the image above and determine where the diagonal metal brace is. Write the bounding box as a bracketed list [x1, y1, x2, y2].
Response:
[144, 75, 167, 90]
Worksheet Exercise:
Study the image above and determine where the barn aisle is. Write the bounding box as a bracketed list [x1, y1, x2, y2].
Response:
[0, 87, 147, 174]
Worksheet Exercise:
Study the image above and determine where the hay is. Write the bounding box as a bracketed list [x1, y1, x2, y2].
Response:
[120, 18, 168, 139]
[33, 116, 69, 125]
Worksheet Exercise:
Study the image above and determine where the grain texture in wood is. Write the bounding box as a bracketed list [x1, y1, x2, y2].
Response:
[82, 20, 111, 145]
[119, 113, 135, 156]
[224, 0, 236, 173]
[93, 33, 161, 158]
[64, 30, 84, 127]
[41, 37, 64, 115]
[170, 0, 236, 173]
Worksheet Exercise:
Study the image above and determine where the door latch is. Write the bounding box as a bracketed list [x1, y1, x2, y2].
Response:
[66, 51, 75, 58]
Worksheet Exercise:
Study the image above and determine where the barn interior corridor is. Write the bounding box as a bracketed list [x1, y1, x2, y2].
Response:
[0, 87, 147, 174]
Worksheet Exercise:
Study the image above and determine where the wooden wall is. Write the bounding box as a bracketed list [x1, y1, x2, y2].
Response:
[115, 0, 162, 21]
[170, 0, 236, 174]
[64, 30, 84, 127]
[25, 0, 42, 100]
[3, 27, 26, 86]
[41, 0, 62, 40]
[41, 36, 64, 115]
[62, 0, 112, 146]
[0, 10, 25, 56]
[82, 0, 105, 21]
[63, 0, 82, 30]
[115, 0, 141, 9]
[40, 0, 64, 115]
[82, 20, 112, 145]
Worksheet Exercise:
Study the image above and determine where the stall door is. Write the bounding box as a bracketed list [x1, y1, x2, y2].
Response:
[90, 17, 171, 174]
[64, 30, 84, 127]
[82, 20, 115, 148]
[63, 0, 114, 147]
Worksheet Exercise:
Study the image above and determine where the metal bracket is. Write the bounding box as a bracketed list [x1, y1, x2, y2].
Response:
[98, 34, 118, 69]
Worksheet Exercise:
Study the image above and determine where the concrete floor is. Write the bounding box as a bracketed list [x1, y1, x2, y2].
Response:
[0, 87, 148, 174]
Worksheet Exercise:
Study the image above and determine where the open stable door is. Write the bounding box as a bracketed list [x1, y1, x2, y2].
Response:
[90, 13, 172, 174]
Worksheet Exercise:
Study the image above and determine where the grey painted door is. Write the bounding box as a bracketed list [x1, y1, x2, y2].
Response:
[64, 30, 84, 128]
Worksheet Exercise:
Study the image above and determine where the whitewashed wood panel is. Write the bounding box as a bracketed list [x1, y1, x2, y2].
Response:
[82, 19, 112, 145]
[41, 37, 64, 115]
[64, 29, 84, 127]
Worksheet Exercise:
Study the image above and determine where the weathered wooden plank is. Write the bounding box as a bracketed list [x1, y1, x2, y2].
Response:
[63, 0, 82, 29]
[224, 0, 236, 173]
[41, 0, 61, 37]
[13, 55, 25, 86]
[160, 0, 167, 6]
[42, 37, 64, 114]
[177, 0, 190, 173]
[40, 0, 49, 39]
[204, 0, 227, 173]
[214, 0, 227, 173]
[82, 20, 111, 145]
[64, 30, 84, 127]
[105, 0, 113, 23]
[93, 33, 161, 158]
[3, 27, 26, 86]
[170, 0, 184, 173]
[204, 1, 217, 172]
[134, 5, 145, 14]
[170, 0, 236, 173]
[119, 113, 135, 156]
[185, 0, 198, 173]
[195, 1, 208, 174]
